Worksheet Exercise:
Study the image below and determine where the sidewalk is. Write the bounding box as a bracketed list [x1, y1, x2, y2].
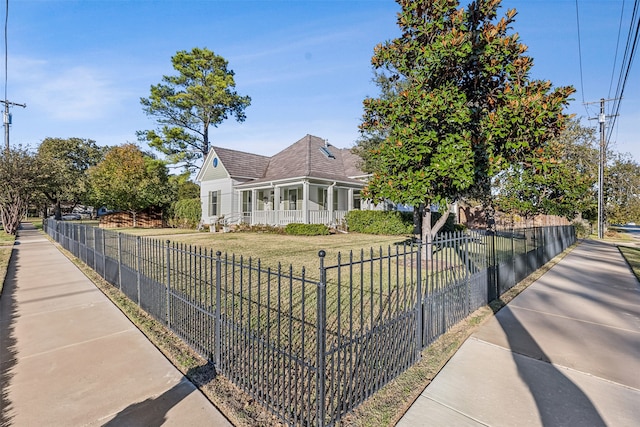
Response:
[0, 223, 231, 426]
[398, 240, 640, 426]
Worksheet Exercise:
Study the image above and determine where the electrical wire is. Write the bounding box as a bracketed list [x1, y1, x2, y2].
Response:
[575, 0, 591, 117]
[608, 1, 626, 102]
[607, 0, 640, 144]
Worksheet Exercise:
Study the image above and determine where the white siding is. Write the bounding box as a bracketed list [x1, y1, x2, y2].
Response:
[200, 178, 237, 225]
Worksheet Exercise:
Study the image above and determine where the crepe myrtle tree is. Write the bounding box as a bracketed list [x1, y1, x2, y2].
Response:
[0, 146, 42, 234]
[358, 0, 573, 258]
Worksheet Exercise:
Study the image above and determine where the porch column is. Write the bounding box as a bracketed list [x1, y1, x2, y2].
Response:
[328, 183, 335, 224]
[274, 186, 281, 225]
[251, 189, 257, 225]
[348, 188, 354, 211]
[303, 180, 309, 224]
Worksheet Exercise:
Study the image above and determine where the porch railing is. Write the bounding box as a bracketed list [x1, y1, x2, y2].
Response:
[247, 210, 348, 226]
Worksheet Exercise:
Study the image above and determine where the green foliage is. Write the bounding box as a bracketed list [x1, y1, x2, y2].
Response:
[494, 118, 598, 219]
[37, 137, 105, 219]
[139, 47, 251, 171]
[571, 221, 591, 239]
[358, 0, 574, 241]
[0, 146, 42, 234]
[284, 223, 330, 236]
[345, 210, 413, 235]
[88, 144, 173, 226]
[605, 153, 640, 225]
[170, 197, 202, 229]
[234, 223, 286, 234]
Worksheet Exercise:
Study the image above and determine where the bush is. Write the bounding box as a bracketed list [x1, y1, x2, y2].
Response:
[572, 220, 591, 239]
[170, 198, 201, 229]
[285, 223, 330, 236]
[234, 223, 286, 234]
[344, 210, 413, 235]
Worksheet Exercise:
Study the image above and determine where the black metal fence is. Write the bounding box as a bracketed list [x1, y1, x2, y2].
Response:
[43, 219, 575, 426]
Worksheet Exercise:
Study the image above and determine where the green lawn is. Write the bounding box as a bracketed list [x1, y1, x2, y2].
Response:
[0, 232, 15, 295]
[120, 228, 410, 272]
[618, 245, 640, 281]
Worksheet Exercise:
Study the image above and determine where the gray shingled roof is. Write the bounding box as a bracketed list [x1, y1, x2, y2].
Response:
[214, 135, 365, 185]
[211, 146, 270, 179]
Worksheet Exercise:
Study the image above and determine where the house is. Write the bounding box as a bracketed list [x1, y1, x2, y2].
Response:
[196, 134, 377, 228]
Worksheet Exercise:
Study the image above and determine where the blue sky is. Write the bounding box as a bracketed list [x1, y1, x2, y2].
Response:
[5, 0, 639, 164]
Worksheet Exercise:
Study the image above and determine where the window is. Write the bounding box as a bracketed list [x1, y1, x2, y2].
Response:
[317, 188, 327, 210]
[283, 186, 302, 210]
[353, 190, 361, 210]
[242, 191, 252, 213]
[209, 191, 220, 217]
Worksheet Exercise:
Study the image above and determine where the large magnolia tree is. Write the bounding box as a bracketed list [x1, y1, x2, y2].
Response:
[139, 47, 251, 171]
[358, 0, 574, 255]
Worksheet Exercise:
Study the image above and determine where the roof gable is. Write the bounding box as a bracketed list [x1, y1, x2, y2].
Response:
[197, 146, 270, 182]
[198, 134, 366, 185]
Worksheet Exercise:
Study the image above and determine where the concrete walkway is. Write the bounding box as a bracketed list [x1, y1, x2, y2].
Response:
[398, 240, 640, 426]
[0, 223, 231, 426]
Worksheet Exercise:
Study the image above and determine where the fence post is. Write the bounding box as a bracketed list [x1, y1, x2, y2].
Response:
[487, 231, 497, 301]
[215, 251, 222, 370]
[415, 239, 423, 353]
[166, 240, 171, 327]
[136, 236, 141, 306]
[117, 232, 123, 290]
[316, 250, 327, 427]
[102, 229, 106, 279]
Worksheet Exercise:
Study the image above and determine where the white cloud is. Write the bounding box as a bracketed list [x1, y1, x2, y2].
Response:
[10, 55, 130, 121]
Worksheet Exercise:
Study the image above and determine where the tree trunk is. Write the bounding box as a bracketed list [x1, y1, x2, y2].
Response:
[420, 203, 454, 261]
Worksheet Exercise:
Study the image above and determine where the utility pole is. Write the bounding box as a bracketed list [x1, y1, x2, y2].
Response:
[2, 98, 25, 151]
[586, 98, 618, 239]
[598, 99, 605, 239]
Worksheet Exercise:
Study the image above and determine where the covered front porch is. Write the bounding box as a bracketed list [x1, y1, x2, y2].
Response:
[237, 180, 363, 227]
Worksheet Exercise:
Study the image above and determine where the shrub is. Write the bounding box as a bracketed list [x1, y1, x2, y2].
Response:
[170, 198, 201, 229]
[285, 223, 330, 236]
[234, 223, 286, 234]
[571, 220, 591, 239]
[344, 210, 413, 235]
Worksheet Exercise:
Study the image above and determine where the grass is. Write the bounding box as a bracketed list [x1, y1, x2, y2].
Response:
[0, 229, 15, 296]
[120, 228, 411, 274]
[618, 245, 640, 281]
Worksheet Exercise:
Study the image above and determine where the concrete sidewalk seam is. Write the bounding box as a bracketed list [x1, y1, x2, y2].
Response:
[508, 304, 640, 334]
[0, 300, 111, 324]
[5, 328, 134, 363]
[421, 395, 491, 426]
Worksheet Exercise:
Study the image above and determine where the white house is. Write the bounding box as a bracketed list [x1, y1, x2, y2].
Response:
[196, 134, 377, 228]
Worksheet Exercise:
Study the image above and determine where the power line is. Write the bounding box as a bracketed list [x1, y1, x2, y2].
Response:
[575, 0, 591, 117]
[2, 0, 25, 152]
[607, 0, 640, 144]
[608, 0, 626, 100]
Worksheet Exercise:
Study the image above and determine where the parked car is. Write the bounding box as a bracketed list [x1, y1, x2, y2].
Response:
[61, 213, 81, 221]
